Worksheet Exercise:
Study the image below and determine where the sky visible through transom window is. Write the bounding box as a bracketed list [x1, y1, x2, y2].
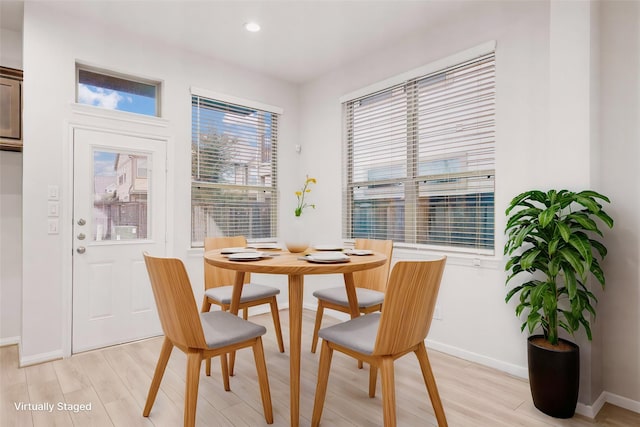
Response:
[77, 68, 158, 116]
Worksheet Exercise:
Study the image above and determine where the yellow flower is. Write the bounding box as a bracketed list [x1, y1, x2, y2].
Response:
[295, 175, 317, 217]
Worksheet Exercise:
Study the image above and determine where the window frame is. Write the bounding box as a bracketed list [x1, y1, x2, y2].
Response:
[190, 88, 283, 248]
[341, 43, 496, 255]
[75, 64, 162, 117]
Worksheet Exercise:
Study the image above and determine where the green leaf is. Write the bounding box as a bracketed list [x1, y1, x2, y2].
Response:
[520, 249, 541, 270]
[563, 267, 577, 299]
[590, 240, 608, 259]
[568, 234, 592, 271]
[577, 190, 610, 204]
[557, 221, 571, 242]
[539, 204, 560, 228]
[505, 207, 541, 231]
[590, 258, 606, 287]
[575, 195, 601, 213]
[548, 256, 561, 277]
[579, 317, 593, 340]
[505, 285, 524, 302]
[594, 209, 614, 229]
[559, 247, 585, 278]
[527, 312, 542, 334]
[570, 213, 599, 232]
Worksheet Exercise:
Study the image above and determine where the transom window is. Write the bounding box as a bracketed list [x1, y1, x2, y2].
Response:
[76, 65, 160, 117]
[191, 92, 280, 247]
[343, 52, 496, 253]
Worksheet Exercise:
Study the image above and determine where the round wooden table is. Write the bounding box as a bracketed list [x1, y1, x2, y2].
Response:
[204, 250, 387, 427]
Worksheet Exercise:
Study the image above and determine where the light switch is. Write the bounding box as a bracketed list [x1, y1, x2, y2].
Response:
[48, 219, 59, 234]
[48, 201, 59, 217]
[48, 185, 59, 200]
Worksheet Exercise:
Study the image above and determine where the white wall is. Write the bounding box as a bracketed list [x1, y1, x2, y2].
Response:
[14, 0, 640, 414]
[20, 2, 297, 363]
[598, 0, 640, 408]
[0, 27, 22, 70]
[298, 0, 547, 377]
[0, 26, 23, 345]
[297, 0, 640, 411]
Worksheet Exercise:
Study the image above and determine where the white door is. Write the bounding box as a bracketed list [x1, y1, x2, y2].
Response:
[72, 128, 166, 353]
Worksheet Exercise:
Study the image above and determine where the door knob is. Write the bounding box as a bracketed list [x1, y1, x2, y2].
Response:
[77, 218, 86, 226]
[77, 233, 86, 240]
[76, 246, 86, 254]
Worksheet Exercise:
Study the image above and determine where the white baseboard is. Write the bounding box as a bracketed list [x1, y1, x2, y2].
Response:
[425, 338, 529, 379]
[19, 349, 65, 367]
[576, 392, 607, 418]
[602, 391, 640, 415]
[0, 336, 20, 347]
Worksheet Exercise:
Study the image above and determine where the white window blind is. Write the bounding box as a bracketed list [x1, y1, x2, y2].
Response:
[191, 95, 279, 247]
[343, 52, 495, 253]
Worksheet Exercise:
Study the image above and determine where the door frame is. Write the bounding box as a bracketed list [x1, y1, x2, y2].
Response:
[62, 109, 172, 357]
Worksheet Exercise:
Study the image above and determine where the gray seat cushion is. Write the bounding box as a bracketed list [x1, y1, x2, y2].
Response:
[313, 287, 384, 309]
[205, 284, 280, 305]
[318, 313, 380, 355]
[200, 311, 267, 349]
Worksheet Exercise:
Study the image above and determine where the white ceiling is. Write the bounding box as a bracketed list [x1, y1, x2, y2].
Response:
[1, 0, 483, 84]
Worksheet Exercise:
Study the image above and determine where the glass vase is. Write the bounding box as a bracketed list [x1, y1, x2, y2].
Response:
[284, 215, 309, 253]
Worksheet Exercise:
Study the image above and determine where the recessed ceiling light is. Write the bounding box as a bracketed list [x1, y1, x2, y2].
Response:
[244, 22, 261, 32]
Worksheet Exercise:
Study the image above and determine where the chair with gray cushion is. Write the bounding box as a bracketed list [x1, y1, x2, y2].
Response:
[311, 238, 393, 357]
[202, 236, 285, 376]
[143, 253, 273, 427]
[311, 258, 448, 427]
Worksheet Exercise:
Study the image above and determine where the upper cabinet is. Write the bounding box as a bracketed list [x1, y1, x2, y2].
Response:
[0, 67, 23, 151]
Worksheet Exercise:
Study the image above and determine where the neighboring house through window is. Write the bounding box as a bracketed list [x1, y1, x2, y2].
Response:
[191, 89, 281, 247]
[342, 46, 496, 253]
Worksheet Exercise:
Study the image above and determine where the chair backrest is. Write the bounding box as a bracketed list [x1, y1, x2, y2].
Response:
[143, 253, 207, 349]
[353, 239, 393, 292]
[204, 236, 251, 290]
[373, 258, 446, 356]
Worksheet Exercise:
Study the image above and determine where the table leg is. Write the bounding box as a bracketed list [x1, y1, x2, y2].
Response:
[229, 272, 245, 315]
[343, 272, 360, 319]
[288, 274, 303, 427]
[228, 272, 246, 376]
[344, 272, 364, 368]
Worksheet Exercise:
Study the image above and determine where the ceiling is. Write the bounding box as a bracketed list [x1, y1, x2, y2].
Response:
[0, 0, 481, 84]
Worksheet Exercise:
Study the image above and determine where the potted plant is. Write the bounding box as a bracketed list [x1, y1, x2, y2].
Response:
[504, 189, 614, 418]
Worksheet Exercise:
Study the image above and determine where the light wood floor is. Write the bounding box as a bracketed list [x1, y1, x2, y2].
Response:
[1, 310, 639, 426]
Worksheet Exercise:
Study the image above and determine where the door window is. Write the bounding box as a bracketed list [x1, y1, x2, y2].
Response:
[93, 150, 150, 241]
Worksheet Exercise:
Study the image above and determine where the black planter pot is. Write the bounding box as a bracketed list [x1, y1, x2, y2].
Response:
[527, 335, 580, 418]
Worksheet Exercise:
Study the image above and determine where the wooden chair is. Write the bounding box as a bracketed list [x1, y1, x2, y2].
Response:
[310, 238, 393, 357]
[311, 258, 448, 427]
[142, 253, 273, 427]
[202, 236, 285, 376]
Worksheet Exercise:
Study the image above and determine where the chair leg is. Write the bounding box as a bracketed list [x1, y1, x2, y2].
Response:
[243, 307, 249, 320]
[220, 353, 230, 391]
[202, 297, 213, 377]
[369, 364, 378, 398]
[311, 303, 324, 353]
[311, 340, 334, 427]
[184, 350, 203, 427]
[270, 298, 285, 353]
[416, 342, 448, 427]
[252, 337, 274, 424]
[143, 337, 173, 417]
[229, 351, 238, 377]
[380, 356, 397, 427]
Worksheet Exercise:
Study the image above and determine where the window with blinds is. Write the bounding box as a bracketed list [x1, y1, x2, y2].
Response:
[191, 95, 279, 247]
[343, 52, 495, 253]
